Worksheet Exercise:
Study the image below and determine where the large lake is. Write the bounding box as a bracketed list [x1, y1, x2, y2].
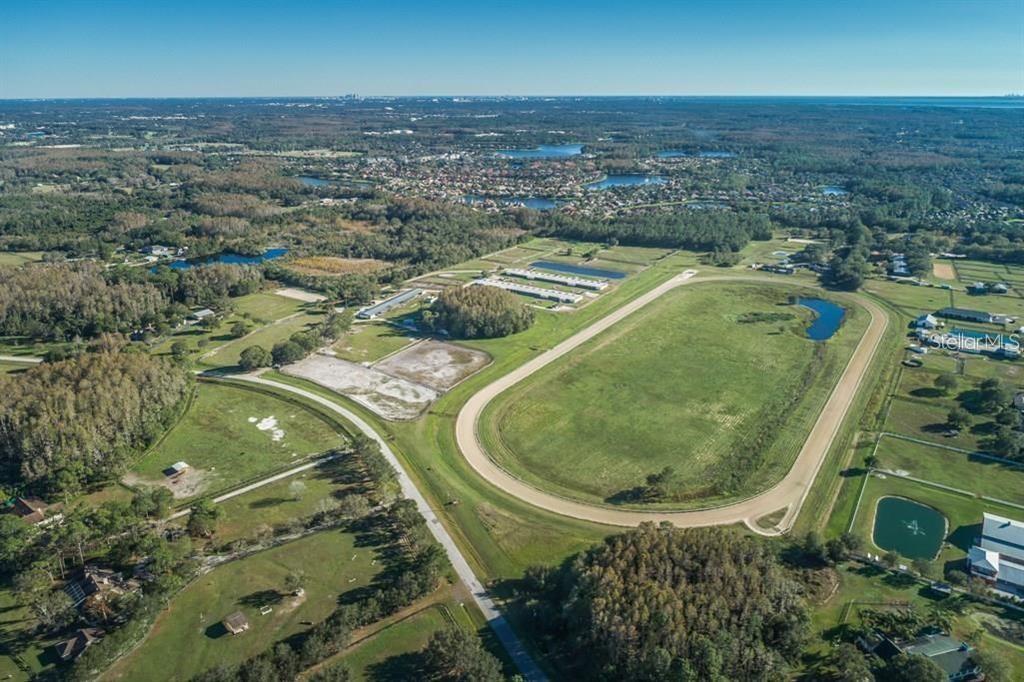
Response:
[797, 297, 845, 340]
[168, 248, 289, 270]
[586, 174, 666, 190]
[496, 144, 583, 159]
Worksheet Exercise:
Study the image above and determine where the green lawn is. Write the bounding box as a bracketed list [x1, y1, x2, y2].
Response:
[0, 251, 45, 266]
[875, 436, 1024, 506]
[0, 589, 56, 682]
[480, 280, 867, 508]
[200, 457, 358, 544]
[232, 291, 307, 323]
[333, 323, 416, 363]
[128, 382, 344, 501]
[884, 398, 986, 451]
[105, 530, 384, 682]
[0, 361, 31, 375]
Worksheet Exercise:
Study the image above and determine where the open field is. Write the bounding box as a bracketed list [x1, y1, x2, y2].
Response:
[231, 291, 308, 322]
[0, 251, 45, 266]
[0, 589, 57, 682]
[193, 457, 358, 544]
[127, 382, 344, 500]
[875, 435, 1024, 506]
[103, 530, 384, 682]
[480, 281, 865, 508]
[285, 256, 390, 276]
[0, 361, 30, 374]
[332, 323, 417, 363]
[933, 261, 957, 280]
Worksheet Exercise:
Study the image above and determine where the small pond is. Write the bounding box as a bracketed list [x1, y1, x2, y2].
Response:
[698, 151, 736, 158]
[167, 248, 289, 271]
[872, 496, 947, 560]
[297, 175, 330, 187]
[657, 150, 690, 158]
[530, 260, 626, 280]
[585, 174, 666, 190]
[822, 185, 848, 196]
[464, 194, 559, 210]
[796, 297, 845, 341]
[496, 144, 583, 159]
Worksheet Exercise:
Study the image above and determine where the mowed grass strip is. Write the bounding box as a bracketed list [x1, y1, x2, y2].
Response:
[875, 436, 1024, 506]
[104, 530, 382, 682]
[129, 382, 344, 499]
[333, 323, 416, 363]
[482, 281, 862, 507]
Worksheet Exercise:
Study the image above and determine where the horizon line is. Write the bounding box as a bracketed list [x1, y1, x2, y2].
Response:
[0, 93, 1021, 103]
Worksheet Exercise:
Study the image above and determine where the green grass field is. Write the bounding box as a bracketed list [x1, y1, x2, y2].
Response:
[480, 280, 867, 508]
[104, 530, 384, 682]
[875, 436, 1024, 506]
[333, 322, 416, 363]
[128, 382, 344, 501]
[0, 251, 45, 266]
[200, 458, 358, 544]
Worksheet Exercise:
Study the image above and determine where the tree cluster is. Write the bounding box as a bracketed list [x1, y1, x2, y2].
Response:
[0, 351, 192, 493]
[424, 285, 534, 339]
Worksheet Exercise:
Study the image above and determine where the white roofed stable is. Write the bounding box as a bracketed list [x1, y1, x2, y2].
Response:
[968, 512, 1024, 595]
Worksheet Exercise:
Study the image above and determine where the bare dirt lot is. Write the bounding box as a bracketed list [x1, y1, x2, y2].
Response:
[275, 287, 326, 302]
[933, 262, 957, 280]
[373, 340, 490, 392]
[283, 353, 438, 420]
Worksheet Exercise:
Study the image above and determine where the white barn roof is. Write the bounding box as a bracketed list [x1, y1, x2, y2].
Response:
[979, 512, 1024, 562]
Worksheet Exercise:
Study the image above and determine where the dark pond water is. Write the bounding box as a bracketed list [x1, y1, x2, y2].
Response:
[585, 174, 666, 190]
[531, 260, 626, 280]
[796, 297, 845, 340]
[167, 248, 289, 271]
[822, 185, 848, 196]
[297, 175, 330, 187]
[872, 496, 946, 560]
[496, 144, 583, 159]
[698, 151, 736, 158]
[657, 150, 690, 158]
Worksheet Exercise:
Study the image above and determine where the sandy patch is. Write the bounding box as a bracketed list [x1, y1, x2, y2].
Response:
[282, 353, 438, 420]
[249, 415, 285, 441]
[275, 287, 326, 303]
[932, 262, 956, 280]
[373, 340, 490, 392]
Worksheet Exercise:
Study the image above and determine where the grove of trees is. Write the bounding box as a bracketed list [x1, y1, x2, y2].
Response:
[424, 285, 534, 339]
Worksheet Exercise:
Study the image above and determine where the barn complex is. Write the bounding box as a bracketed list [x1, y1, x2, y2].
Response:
[474, 277, 583, 304]
[968, 512, 1024, 596]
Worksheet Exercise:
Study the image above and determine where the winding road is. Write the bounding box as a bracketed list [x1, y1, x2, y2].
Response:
[455, 271, 889, 534]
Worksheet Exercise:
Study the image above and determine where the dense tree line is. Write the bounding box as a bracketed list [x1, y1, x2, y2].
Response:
[545, 210, 773, 252]
[424, 285, 534, 339]
[519, 524, 808, 681]
[0, 263, 167, 340]
[0, 351, 192, 493]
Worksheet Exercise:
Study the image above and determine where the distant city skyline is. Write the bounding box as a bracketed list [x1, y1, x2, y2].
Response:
[2, 0, 1021, 99]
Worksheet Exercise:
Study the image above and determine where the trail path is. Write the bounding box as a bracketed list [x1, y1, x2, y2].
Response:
[455, 271, 889, 534]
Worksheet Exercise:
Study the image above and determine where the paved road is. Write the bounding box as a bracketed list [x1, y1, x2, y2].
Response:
[455, 271, 889, 534]
[232, 374, 548, 682]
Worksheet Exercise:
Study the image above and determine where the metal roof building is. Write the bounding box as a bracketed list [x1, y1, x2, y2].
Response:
[356, 288, 423, 320]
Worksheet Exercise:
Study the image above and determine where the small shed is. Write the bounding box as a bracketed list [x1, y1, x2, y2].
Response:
[223, 611, 250, 635]
[164, 461, 190, 478]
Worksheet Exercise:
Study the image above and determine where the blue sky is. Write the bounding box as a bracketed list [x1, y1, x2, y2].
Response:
[2, 0, 1021, 98]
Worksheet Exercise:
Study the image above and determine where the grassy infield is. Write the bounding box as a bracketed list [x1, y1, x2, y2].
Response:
[7, 242, 1024, 678]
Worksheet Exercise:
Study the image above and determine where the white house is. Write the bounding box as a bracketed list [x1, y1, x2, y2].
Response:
[914, 313, 939, 330]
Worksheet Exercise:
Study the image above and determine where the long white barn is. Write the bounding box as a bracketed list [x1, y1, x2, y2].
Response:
[503, 267, 608, 291]
[474, 278, 582, 304]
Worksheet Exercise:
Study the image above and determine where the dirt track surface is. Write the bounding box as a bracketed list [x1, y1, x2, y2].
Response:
[455, 271, 889, 534]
